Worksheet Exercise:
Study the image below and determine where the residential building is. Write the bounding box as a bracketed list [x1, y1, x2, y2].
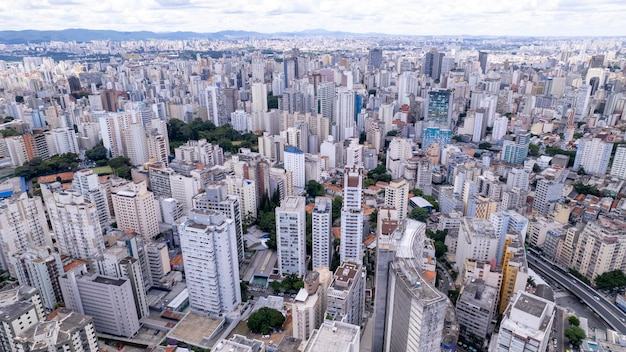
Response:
[111, 181, 159, 240]
[501, 132, 530, 165]
[0, 193, 52, 276]
[276, 196, 307, 277]
[384, 179, 409, 222]
[495, 291, 555, 352]
[312, 197, 332, 271]
[326, 261, 365, 327]
[572, 217, 626, 281]
[11, 250, 63, 311]
[574, 135, 613, 175]
[73, 169, 111, 231]
[60, 269, 141, 338]
[340, 166, 364, 263]
[46, 190, 105, 261]
[292, 270, 332, 340]
[303, 321, 360, 352]
[533, 179, 564, 217]
[0, 286, 47, 352]
[225, 176, 257, 220]
[455, 217, 498, 272]
[610, 144, 626, 179]
[498, 233, 529, 314]
[455, 279, 497, 343]
[284, 146, 305, 189]
[178, 209, 241, 315]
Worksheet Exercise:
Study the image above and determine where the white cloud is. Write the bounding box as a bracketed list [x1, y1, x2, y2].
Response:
[0, 0, 624, 36]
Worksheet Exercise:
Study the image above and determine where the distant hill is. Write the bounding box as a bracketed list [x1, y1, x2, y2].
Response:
[0, 28, 392, 44]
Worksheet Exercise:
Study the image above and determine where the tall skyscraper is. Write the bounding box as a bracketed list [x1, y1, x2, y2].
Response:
[192, 182, 245, 262]
[312, 197, 332, 270]
[478, 51, 488, 74]
[0, 193, 52, 276]
[284, 146, 306, 189]
[532, 179, 564, 217]
[111, 181, 159, 240]
[611, 144, 626, 179]
[501, 132, 530, 164]
[73, 169, 111, 230]
[385, 179, 409, 222]
[178, 209, 241, 315]
[12, 250, 64, 311]
[318, 82, 336, 123]
[573, 135, 613, 175]
[335, 87, 356, 141]
[251, 82, 268, 114]
[276, 196, 307, 277]
[46, 190, 104, 261]
[340, 166, 364, 264]
[368, 48, 383, 69]
[426, 89, 453, 128]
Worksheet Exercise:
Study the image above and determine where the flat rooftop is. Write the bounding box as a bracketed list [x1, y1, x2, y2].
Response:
[304, 321, 359, 351]
[92, 276, 126, 286]
[513, 293, 547, 318]
[167, 312, 224, 348]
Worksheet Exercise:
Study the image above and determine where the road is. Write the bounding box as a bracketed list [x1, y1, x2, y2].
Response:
[436, 259, 456, 295]
[555, 308, 565, 352]
[527, 252, 626, 334]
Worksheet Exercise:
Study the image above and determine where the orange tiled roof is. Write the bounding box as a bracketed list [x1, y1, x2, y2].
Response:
[332, 227, 341, 239]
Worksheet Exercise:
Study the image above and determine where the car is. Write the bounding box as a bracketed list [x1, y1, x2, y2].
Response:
[594, 296, 600, 301]
[117, 344, 124, 351]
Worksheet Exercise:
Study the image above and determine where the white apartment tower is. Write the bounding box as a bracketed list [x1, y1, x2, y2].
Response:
[573, 135, 613, 175]
[284, 146, 306, 189]
[312, 197, 332, 271]
[384, 179, 409, 222]
[111, 181, 159, 239]
[178, 209, 241, 315]
[340, 166, 364, 264]
[611, 144, 626, 179]
[326, 261, 365, 327]
[335, 87, 355, 141]
[276, 196, 307, 277]
[0, 193, 52, 276]
[12, 250, 64, 311]
[251, 82, 268, 114]
[46, 190, 104, 261]
[225, 176, 258, 220]
[73, 169, 111, 231]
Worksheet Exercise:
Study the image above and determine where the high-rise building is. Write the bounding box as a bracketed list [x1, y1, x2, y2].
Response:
[422, 126, 451, 150]
[455, 279, 497, 343]
[373, 219, 457, 352]
[312, 197, 332, 271]
[478, 51, 488, 74]
[340, 166, 364, 264]
[498, 233, 529, 314]
[532, 179, 564, 217]
[573, 135, 613, 175]
[73, 169, 111, 230]
[0, 193, 52, 276]
[111, 181, 159, 240]
[455, 217, 498, 271]
[326, 261, 365, 327]
[292, 270, 332, 340]
[384, 179, 409, 222]
[276, 196, 307, 277]
[146, 242, 171, 286]
[12, 250, 63, 311]
[60, 269, 141, 338]
[50, 127, 80, 155]
[178, 209, 241, 315]
[284, 146, 305, 189]
[251, 82, 268, 114]
[502, 132, 530, 164]
[495, 291, 555, 352]
[572, 218, 626, 281]
[225, 176, 258, 220]
[193, 182, 245, 262]
[0, 286, 46, 351]
[611, 144, 626, 179]
[335, 87, 355, 141]
[368, 48, 383, 69]
[46, 190, 104, 261]
[426, 89, 453, 128]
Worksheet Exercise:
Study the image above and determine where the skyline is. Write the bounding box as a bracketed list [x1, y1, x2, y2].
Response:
[1, 0, 626, 37]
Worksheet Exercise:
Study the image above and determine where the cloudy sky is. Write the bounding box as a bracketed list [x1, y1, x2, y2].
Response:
[1, 0, 625, 36]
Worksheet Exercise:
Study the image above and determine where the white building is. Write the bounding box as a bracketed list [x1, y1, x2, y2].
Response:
[335, 87, 355, 141]
[284, 146, 305, 189]
[251, 82, 268, 114]
[124, 124, 148, 166]
[0, 193, 52, 276]
[326, 261, 365, 327]
[573, 135, 613, 175]
[111, 181, 159, 240]
[178, 209, 241, 315]
[225, 176, 257, 220]
[384, 179, 409, 222]
[610, 144, 626, 179]
[11, 250, 63, 311]
[303, 321, 360, 352]
[0, 286, 47, 352]
[50, 127, 79, 155]
[46, 190, 104, 261]
[495, 291, 555, 352]
[292, 270, 332, 340]
[340, 166, 364, 264]
[73, 169, 111, 230]
[169, 173, 200, 212]
[60, 269, 141, 338]
[532, 179, 563, 217]
[312, 197, 332, 271]
[231, 110, 249, 132]
[276, 196, 307, 277]
[455, 217, 498, 271]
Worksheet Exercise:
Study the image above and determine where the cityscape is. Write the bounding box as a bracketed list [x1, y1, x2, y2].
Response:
[0, 4, 625, 352]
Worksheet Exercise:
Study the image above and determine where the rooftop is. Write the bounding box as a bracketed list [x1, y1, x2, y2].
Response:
[167, 312, 224, 349]
[92, 276, 126, 286]
[303, 321, 359, 352]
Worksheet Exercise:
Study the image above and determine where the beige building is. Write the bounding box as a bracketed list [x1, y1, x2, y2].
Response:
[292, 269, 332, 341]
[326, 261, 365, 327]
[111, 181, 159, 239]
[572, 217, 626, 281]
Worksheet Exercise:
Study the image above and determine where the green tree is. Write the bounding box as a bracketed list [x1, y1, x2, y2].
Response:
[434, 241, 447, 258]
[86, 142, 108, 161]
[533, 163, 540, 173]
[408, 207, 429, 222]
[305, 180, 325, 197]
[595, 270, 626, 290]
[410, 188, 424, 197]
[568, 316, 580, 327]
[564, 326, 586, 347]
[478, 142, 492, 150]
[331, 196, 342, 222]
[422, 195, 439, 212]
[0, 129, 21, 137]
[528, 143, 540, 157]
[247, 307, 285, 335]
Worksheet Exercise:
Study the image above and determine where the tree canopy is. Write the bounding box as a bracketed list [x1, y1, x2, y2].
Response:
[14, 153, 79, 179]
[85, 142, 108, 162]
[568, 316, 580, 327]
[167, 118, 258, 154]
[305, 180, 325, 197]
[367, 164, 391, 183]
[564, 326, 586, 347]
[595, 270, 626, 290]
[247, 307, 285, 335]
[408, 207, 429, 222]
